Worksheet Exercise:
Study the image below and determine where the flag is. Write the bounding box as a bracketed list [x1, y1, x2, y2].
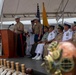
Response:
[36, 3, 41, 23]
[42, 2, 49, 26]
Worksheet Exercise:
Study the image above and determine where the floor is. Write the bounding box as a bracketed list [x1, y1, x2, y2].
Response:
[6, 56, 49, 75]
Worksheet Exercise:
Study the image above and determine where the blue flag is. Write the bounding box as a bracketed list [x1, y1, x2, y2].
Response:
[36, 3, 41, 23]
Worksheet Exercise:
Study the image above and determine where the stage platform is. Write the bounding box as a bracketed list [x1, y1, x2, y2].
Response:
[6, 56, 49, 75]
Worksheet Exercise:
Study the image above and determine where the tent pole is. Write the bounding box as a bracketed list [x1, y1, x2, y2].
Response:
[0, 0, 4, 29]
[62, 0, 64, 26]
[62, 12, 64, 26]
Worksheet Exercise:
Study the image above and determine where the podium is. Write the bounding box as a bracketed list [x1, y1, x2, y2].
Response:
[0, 29, 17, 58]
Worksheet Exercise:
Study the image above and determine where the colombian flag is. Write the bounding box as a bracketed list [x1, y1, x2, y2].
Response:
[42, 2, 49, 26]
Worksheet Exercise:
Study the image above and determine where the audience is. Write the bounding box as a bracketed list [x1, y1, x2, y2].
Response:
[25, 21, 76, 60]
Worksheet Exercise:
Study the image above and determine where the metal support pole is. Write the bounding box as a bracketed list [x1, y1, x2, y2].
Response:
[62, 0, 64, 26]
[0, 0, 4, 29]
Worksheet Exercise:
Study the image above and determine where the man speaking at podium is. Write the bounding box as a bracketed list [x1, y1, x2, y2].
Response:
[13, 16, 25, 57]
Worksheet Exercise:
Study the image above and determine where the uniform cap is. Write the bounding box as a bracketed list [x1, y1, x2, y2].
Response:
[74, 21, 76, 26]
[49, 25, 55, 28]
[64, 22, 71, 28]
[44, 26, 49, 29]
[32, 17, 39, 20]
[58, 24, 64, 30]
[31, 20, 34, 22]
[49, 25, 55, 29]
[15, 16, 20, 19]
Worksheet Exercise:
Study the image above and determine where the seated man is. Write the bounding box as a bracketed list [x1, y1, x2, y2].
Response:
[72, 22, 76, 46]
[55, 24, 64, 42]
[30, 26, 49, 57]
[32, 25, 56, 60]
[43, 25, 56, 58]
[62, 22, 73, 42]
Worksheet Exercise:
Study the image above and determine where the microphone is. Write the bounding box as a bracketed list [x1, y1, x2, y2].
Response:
[8, 23, 14, 29]
[9, 23, 14, 26]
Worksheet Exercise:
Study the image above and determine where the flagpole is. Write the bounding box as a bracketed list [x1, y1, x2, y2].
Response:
[36, 3, 41, 23]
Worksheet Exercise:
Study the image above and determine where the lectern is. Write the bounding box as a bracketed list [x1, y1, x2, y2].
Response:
[0, 29, 17, 58]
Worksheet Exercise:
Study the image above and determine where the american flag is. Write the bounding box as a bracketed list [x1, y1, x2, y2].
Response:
[36, 3, 41, 23]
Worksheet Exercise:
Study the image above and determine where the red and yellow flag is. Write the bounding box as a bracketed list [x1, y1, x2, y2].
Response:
[42, 2, 49, 26]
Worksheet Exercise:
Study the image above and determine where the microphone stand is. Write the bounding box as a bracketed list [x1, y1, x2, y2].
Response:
[8, 24, 14, 29]
[8, 25, 11, 29]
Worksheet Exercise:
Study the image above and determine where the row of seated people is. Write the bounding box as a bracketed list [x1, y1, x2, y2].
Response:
[29, 22, 76, 60]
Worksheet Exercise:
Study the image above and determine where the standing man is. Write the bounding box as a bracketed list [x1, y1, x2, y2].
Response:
[26, 20, 35, 56]
[13, 16, 25, 57]
[62, 22, 73, 42]
[33, 17, 43, 43]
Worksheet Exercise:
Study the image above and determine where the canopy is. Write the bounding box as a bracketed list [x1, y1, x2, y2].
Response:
[2, 0, 76, 21]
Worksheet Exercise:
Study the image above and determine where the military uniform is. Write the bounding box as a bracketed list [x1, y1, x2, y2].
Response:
[41, 32, 48, 42]
[47, 30, 56, 41]
[55, 32, 63, 42]
[55, 24, 64, 42]
[62, 29, 73, 41]
[72, 31, 76, 46]
[35, 32, 49, 54]
[33, 23, 43, 43]
[62, 22, 73, 41]
[43, 30, 56, 58]
[43, 44, 48, 58]
[13, 22, 25, 57]
[14, 22, 24, 34]
[30, 32, 48, 58]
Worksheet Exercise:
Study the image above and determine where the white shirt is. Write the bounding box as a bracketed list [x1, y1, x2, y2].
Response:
[62, 29, 73, 41]
[47, 30, 56, 41]
[28, 27, 34, 45]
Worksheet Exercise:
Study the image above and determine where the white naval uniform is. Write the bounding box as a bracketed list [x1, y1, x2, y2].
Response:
[29, 27, 34, 45]
[62, 29, 73, 41]
[26, 27, 34, 55]
[35, 30, 56, 54]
